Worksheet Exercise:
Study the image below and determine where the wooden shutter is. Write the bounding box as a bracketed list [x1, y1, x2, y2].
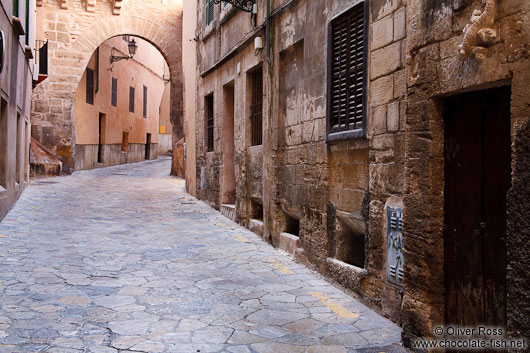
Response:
[86, 68, 94, 105]
[111, 77, 117, 107]
[206, 0, 214, 25]
[129, 86, 135, 113]
[328, 1, 366, 135]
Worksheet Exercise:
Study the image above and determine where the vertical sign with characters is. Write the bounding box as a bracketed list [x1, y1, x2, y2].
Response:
[386, 206, 404, 286]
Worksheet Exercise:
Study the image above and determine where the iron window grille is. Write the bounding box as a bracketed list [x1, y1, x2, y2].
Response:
[129, 86, 135, 113]
[111, 77, 118, 107]
[250, 67, 263, 146]
[327, 1, 368, 141]
[206, 94, 214, 152]
[143, 85, 147, 118]
[206, 0, 215, 26]
[86, 68, 94, 105]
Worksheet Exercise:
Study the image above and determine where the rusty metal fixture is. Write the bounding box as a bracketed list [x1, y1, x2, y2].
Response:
[213, 0, 255, 13]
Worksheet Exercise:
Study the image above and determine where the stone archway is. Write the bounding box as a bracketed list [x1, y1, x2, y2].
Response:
[32, 0, 183, 174]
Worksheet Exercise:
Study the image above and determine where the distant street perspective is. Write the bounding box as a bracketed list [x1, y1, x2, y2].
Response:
[0, 158, 404, 353]
[0, 0, 529, 351]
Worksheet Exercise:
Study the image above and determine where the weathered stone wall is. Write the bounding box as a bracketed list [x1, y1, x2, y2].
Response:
[193, 0, 408, 328]
[32, 0, 183, 174]
[0, 0, 34, 220]
[402, 0, 530, 345]
[191, 0, 530, 344]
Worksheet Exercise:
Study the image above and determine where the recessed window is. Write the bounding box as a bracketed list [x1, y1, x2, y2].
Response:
[111, 77, 117, 107]
[143, 85, 147, 118]
[129, 86, 135, 113]
[284, 214, 300, 237]
[16, 113, 21, 184]
[327, 1, 367, 139]
[205, 0, 214, 26]
[13, 0, 18, 16]
[205, 93, 214, 152]
[86, 68, 94, 105]
[250, 67, 263, 146]
[251, 199, 263, 221]
[0, 99, 7, 189]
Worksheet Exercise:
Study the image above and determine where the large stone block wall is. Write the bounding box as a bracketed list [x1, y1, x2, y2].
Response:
[194, 0, 408, 328]
[192, 0, 530, 344]
[32, 0, 183, 174]
[402, 0, 530, 345]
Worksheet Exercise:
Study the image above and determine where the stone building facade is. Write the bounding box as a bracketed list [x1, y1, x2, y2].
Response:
[0, 0, 36, 220]
[31, 0, 183, 174]
[74, 36, 170, 170]
[190, 0, 530, 346]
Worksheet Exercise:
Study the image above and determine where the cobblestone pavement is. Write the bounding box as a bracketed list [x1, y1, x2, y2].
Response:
[0, 158, 405, 353]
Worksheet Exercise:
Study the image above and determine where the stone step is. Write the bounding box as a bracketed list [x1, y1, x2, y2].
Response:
[220, 204, 236, 221]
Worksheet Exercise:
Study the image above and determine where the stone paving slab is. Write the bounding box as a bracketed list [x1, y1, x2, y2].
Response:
[0, 158, 406, 353]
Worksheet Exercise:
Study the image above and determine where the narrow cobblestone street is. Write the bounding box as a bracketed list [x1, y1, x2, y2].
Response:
[0, 158, 404, 353]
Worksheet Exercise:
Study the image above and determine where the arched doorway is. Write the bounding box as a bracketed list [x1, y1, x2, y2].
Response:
[31, 1, 183, 175]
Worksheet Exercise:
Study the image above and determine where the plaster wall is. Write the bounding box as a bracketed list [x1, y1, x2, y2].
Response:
[0, 0, 35, 220]
[75, 37, 166, 145]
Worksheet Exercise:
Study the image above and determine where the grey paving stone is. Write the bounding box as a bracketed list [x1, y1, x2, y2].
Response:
[0, 158, 402, 352]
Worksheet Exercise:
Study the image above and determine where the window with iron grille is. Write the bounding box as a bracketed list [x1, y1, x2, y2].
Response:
[86, 68, 94, 105]
[205, 0, 214, 26]
[327, 1, 368, 140]
[129, 86, 135, 113]
[205, 94, 214, 152]
[250, 67, 263, 146]
[111, 77, 117, 107]
[143, 85, 147, 118]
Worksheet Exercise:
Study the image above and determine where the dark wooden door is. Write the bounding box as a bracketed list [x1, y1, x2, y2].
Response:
[145, 133, 151, 160]
[98, 113, 104, 163]
[444, 86, 511, 329]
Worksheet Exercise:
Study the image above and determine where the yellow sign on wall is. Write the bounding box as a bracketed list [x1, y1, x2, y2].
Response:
[160, 125, 166, 134]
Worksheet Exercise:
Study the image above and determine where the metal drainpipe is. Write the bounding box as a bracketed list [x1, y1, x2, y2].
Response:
[265, 0, 271, 65]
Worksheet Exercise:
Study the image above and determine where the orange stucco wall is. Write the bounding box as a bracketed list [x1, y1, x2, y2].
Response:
[75, 36, 168, 146]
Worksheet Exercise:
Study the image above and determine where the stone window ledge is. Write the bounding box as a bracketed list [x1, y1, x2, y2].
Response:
[327, 129, 366, 142]
[248, 144, 262, 153]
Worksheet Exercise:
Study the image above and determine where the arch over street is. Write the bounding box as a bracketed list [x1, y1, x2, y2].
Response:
[32, 0, 183, 174]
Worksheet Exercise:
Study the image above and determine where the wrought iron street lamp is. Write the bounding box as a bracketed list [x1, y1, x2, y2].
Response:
[213, 0, 256, 13]
[110, 38, 138, 64]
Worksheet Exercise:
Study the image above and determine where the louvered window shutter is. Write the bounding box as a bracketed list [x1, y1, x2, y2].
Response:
[129, 87, 135, 113]
[328, 1, 367, 136]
